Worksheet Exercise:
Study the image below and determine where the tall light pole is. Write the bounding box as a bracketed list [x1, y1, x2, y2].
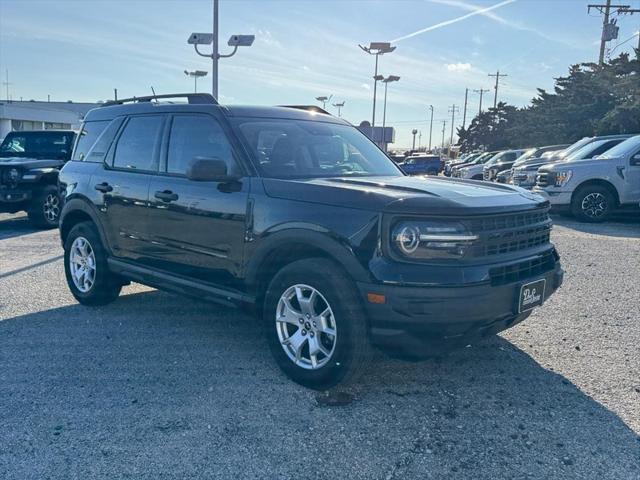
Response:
[189, 0, 255, 99]
[184, 70, 208, 93]
[441, 120, 447, 149]
[411, 129, 418, 151]
[381, 75, 400, 151]
[427, 105, 434, 151]
[315, 95, 332, 109]
[332, 101, 345, 117]
[359, 42, 396, 127]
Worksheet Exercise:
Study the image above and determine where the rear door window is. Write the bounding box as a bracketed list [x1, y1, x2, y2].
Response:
[112, 115, 164, 172]
[83, 118, 124, 163]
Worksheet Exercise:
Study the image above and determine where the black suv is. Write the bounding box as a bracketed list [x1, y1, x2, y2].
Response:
[58, 93, 563, 389]
[0, 129, 76, 227]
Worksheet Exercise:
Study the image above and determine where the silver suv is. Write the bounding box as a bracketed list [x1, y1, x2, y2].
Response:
[533, 135, 640, 222]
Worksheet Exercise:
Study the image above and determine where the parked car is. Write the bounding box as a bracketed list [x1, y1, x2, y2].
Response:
[444, 152, 481, 176]
[481, 149, 527, 181]
[456, 151, 506, 180]
[451, 151, 498, 178]
[533, 134, 640, 222]
[399, 154, 442, 175]
[511, 136, 630, 189]
[497, 145, 569, 184]
[0, 129, 77, 227]
[58, 93, 563, 388]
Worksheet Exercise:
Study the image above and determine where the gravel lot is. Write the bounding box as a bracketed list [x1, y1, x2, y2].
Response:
[1, 212, 639, 479]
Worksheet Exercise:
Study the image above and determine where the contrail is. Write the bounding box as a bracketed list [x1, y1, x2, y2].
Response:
[391, 0, 517, 43]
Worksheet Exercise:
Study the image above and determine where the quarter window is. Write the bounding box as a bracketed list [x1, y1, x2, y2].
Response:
[113, 116, 164, 171]
[73, 121, 109, 161]
[167, 115, 236, 175]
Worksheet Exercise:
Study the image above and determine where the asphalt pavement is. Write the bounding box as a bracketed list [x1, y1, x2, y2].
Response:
[1, 212, 639, 479]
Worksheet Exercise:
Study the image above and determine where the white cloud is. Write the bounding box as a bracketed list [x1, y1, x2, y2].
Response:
[446, 62, 472, 71]
[361, 83, 371, 91]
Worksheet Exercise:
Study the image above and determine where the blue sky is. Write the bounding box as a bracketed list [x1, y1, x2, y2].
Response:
[1, 0, 639, 147]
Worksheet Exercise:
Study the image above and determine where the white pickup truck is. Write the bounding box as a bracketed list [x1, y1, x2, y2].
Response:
[533, 135, 640, 222]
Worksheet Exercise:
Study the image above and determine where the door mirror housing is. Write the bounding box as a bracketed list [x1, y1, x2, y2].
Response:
[631, 153, 640, 166]
[186, 157, 233, 182]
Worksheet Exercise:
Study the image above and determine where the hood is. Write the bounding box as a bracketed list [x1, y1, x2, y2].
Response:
[513, 156, 559, 170]
[542, 156, 618, 172]
[262, 176, 547, 216]
[0, 156, 64, 170]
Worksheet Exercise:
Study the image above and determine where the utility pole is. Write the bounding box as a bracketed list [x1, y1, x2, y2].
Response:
[427, 105, 434, 152]
[411, 129, 418, 151]
[462, 88, 469, 129]
[114, 88, 118, 101]
[473, 88, 490, 114]
[3, 69, 11, 102]
[588, 2, 639, 64]
[448, 104, 459, 147]
[488, 70, 508, 109]
[211, 0, 219, 98]
[441, 120, 447, 149]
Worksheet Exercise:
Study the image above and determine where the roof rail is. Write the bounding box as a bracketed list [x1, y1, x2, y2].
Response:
[279, 105, 331, 115]
[102, 93, 217, 107]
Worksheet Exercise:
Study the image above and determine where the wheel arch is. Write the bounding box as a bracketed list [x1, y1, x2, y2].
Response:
[59, 198, 109, 248]
[245, 229, 372, 307]
[571, 179, 620, 207]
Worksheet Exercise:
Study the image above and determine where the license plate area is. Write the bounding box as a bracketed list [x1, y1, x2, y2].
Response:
[518, 279, 546, 313]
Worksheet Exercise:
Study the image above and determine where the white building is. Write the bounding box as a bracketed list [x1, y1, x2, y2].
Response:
[0, 100, 98, 140]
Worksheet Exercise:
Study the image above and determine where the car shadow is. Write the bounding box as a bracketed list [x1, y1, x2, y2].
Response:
[0, 213, 42, 240]
[1, 290, 638, 479]
[551, 213, 640, 238]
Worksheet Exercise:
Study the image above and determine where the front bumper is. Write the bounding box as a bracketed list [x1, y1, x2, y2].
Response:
[531, 187, 572, 207]
[358, 258, 563, 356]
[0, 187, 32, 211]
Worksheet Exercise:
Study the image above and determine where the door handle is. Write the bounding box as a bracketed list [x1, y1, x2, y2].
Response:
[154, 190, 179, 202]
[95, 182, 113, 193]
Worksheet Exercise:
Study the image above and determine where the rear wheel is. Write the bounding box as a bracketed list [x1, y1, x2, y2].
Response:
[571, 185, 614, 222]
[263, 258, 371, 389]
[28, 185, 60, 229]
[64, 222, 122, 305]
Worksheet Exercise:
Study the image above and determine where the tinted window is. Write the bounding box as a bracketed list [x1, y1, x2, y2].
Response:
[598, 135, 640, 159]
[167, 115, 236, 175]
[113, 116, 164, 171]
[73, 121, 109, 161]
[1, 131, 75, 160]
[236, 119, 401, 179]
[83, 118, 124, 163]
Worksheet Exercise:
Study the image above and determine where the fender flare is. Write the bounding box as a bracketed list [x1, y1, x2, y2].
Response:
[59, 197, 111, 250]
[244, 228, 373, 291]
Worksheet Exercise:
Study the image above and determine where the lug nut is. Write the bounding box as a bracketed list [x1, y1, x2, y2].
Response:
[301, 330, 307, 336]
[299, 318, 304, 324]
[312, 321, 317, 327]
[310, 332, 315, 338]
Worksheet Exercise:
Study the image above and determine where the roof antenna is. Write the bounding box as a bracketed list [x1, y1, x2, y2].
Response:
[150, 86, 158, 102]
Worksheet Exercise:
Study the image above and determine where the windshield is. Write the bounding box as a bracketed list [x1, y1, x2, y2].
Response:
[234, 119, 403, 178]
[0, 131, 75, 160]
[598, 135, 640, 159]
[515, 148, 537, 162]
[556, 137, 592, 160]
[564, 138, 623, 162]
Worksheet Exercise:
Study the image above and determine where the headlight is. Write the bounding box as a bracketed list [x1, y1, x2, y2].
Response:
[9, 168, 21, 182]
[554, 170, 572, 187]
[392, 220, 478, 260]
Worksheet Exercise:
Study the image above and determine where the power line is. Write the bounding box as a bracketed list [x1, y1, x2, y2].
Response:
[588, 2, 640, 64]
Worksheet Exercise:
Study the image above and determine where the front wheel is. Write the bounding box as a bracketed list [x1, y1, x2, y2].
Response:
[28, 185, 61, 229]
[64, 222, 122, 305]
[571, 186, 614, 222]
[263, 258, 371, 389]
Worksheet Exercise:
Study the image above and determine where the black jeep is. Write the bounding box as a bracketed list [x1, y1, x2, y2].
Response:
[0, 129, 76, 227]
[58, 93, 563, 389]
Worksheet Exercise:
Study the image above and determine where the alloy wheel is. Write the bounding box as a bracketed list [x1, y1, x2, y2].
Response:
[69, 236, 97, 293]
[581, 192, 607, 219]
[43, 193, 60, 223]
[275, 284, 337, 370]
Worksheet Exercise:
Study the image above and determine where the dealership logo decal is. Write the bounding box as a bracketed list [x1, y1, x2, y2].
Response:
[522, 287, 541, 306]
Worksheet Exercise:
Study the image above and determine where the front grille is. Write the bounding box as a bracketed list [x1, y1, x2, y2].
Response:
[489, 249, 558, 286]
[536, 171, 554, 188]
[467, 209, 552, 257]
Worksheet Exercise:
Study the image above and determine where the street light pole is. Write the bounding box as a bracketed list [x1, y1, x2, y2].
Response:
[359, 42, 396, 127]
[428, 105, 434, 152]
[411, 129, 418, 151]
[381, 75, 400, 151]
[212, 0, 219, 98]
[441, 120, 447, 149]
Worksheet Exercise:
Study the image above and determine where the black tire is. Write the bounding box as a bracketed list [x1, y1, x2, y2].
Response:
[63, 222, 122, 306]
[571, 185, 614, 223]
[27, 185, 61, 229]
[263, 258, 371, 390]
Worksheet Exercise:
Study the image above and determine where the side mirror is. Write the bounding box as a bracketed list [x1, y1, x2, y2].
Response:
[186, 157, 233, 182]
[631, 153, 640, 165]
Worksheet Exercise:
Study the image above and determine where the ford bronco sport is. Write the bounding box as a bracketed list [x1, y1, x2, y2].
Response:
[0, 129, 76, 227]
[58, 93, 563, 389]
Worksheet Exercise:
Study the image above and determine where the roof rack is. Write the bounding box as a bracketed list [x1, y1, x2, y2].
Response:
[279, 105, 331, 115]
[102, 93, 217, 107]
